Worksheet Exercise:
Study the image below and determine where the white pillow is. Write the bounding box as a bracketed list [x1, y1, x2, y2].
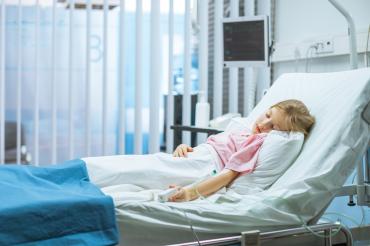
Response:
[230, 130, 304, 195]
[224, 117, 253, 133]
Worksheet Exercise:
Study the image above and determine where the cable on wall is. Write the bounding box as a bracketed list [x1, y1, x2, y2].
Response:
[365, 24, 370, 67]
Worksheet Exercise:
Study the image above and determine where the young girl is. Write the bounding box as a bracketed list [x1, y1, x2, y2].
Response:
[168, 99, 315, 202]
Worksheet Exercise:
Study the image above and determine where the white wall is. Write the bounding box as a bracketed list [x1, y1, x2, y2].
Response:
[276, 0, 370, 44]
[272, 0, 370, 79]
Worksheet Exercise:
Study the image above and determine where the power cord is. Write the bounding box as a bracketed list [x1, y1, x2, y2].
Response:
[183, 210, 201, 246]
[293, 47, 301, 72]
[365, 24, 370, 67]
[323, 212, 360, 227]
[305, 44, 319, 72]
[301, 217, 344, 239]
[353, 195, 366, 227]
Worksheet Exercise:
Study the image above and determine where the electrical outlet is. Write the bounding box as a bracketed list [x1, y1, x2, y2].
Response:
[315, 39, 334, 54]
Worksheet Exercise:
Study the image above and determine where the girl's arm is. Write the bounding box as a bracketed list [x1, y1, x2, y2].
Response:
[169, 169, 239, 202]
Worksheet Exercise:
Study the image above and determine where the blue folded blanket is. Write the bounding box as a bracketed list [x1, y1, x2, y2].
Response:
[0, 159, 118, 246]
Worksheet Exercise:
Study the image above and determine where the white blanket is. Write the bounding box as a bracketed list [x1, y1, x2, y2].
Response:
[84, 144, 219, 204]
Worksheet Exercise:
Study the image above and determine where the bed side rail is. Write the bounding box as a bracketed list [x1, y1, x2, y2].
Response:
[168, 222, 352, 246]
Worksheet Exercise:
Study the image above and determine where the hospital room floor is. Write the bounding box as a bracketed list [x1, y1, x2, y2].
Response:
[353, 240, 370, 246]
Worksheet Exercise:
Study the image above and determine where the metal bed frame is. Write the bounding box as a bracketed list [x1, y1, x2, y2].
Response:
[168, 222, 353, 246]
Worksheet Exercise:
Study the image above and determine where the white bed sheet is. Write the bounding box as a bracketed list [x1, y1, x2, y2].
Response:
[94, 68, 370, 245]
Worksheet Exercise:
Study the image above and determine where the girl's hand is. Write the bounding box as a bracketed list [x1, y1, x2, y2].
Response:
[168, 185, 193, 202]
[173, 144, 193, 157]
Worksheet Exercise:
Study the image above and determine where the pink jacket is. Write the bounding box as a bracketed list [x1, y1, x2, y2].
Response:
[206, 131, 267, 175]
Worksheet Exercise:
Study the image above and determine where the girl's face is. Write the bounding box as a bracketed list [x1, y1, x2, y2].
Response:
[252, 107, 290, 134]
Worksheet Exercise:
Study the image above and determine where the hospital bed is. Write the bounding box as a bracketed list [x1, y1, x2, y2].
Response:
[111, 68, 370, 245]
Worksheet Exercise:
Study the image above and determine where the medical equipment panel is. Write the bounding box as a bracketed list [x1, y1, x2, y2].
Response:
[223, 15, 269, 67]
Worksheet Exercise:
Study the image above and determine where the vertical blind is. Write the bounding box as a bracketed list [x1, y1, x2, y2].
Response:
[0, 0, 252, 165]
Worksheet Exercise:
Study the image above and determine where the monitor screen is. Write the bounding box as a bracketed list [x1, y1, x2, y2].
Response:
[223, 16, 269, 67]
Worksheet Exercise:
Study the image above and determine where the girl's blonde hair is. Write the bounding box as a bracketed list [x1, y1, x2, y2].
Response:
[271, 99, 315, 137]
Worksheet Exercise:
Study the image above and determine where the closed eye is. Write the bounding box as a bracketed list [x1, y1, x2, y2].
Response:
[273, 125, 281, 131]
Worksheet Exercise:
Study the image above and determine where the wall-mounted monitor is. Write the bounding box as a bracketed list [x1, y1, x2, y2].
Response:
[223, 15, 269, 67]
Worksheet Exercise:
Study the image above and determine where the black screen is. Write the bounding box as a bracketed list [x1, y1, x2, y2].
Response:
[223, 20, 265, 62]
